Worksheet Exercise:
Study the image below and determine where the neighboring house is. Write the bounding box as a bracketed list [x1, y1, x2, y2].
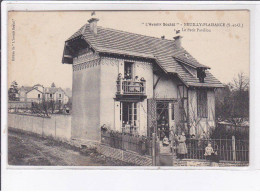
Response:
[62, 17, 223, 142]
[45, 86, 69, 104]
[19, 86, 33, 102]
[20, 84, 44, 103]
[18, 84, 69, 104]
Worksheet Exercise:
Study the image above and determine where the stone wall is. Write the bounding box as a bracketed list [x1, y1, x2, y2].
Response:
[8, 113, 71, 141]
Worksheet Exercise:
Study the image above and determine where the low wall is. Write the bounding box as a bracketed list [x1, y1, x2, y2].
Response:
[8, 101, 32, 109]
[173, 159, 248, 167]
[8, 113, 71, 141]
[97, 144, 152, 166]
[8, 113, 153, 166]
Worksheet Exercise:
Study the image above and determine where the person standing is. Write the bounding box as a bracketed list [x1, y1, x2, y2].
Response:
[169, 130, 175, 153]
[177, 132, 188, 159]
[160, 116, 167, 140]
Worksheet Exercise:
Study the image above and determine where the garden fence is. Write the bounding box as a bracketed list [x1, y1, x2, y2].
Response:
[184, 137, 249, 162]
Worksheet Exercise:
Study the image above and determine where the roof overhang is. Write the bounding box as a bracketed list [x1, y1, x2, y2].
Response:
[96, 46, 155, 59]
[62, 36, 96, 64]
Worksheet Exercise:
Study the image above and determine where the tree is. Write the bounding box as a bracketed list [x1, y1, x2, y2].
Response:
[8, 81, 19, 101]
[215, 72, 249, 125]
[230, 72, 249, 92]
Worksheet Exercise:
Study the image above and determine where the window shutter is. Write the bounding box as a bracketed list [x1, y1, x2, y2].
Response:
[114, 101, 121, 131]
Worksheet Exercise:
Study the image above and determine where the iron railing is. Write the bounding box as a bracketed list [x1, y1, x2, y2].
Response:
[183, 138, 249, 162]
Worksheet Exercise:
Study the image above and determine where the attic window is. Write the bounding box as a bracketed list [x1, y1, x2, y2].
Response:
[184, 53, 189, 59]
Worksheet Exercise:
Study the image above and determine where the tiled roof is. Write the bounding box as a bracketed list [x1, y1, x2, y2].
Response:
[20, 86, 33, 92]
[175, 64, 223, 88]
[45, 87, 58, 94]
[64, 23, 223, 88]
[26, 87, 43, 94]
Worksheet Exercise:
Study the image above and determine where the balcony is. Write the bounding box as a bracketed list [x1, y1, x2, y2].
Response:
[116, 79, 147, 100]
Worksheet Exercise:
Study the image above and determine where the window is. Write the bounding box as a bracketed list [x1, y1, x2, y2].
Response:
[197, 90, 208, 118]
[38, 94, 40, 98]
[50, 94, 52, 98]
[197, 68, 206, 83]
[120, 102, 138, 133]
[124, 62, 133, 79]
[59, 94, 61, 98]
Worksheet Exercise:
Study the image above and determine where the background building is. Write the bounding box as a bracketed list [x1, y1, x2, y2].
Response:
[18, 83, 69, 104]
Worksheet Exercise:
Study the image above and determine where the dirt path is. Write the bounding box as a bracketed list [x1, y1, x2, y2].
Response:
[8, 128, 129, 166]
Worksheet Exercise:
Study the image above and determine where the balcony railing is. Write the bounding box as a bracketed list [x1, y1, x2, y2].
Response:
[116, 79, 146, 95]
[121, 126, 139, 135]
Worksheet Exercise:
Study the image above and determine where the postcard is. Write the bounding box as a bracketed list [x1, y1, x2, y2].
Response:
[7, 10, 249, 168]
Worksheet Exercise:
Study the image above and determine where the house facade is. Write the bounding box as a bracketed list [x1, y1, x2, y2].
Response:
[19, 84, 45, 103]
[62, 17, 223, 142]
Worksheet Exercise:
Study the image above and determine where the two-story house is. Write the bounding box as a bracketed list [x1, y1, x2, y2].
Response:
[62, 17, 223, 142]
[19, 84, 44, 103]
[44, 86, 70, 105]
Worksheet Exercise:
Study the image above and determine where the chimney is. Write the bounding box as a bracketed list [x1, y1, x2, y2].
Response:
[161, 35, 165, 40]
[173, 30, 182, 48]
[173, 35, 183, 48]
[88, 18, 99, 35]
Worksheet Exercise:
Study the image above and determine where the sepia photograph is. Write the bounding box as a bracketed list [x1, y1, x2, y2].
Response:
[7, 10, 250, 167]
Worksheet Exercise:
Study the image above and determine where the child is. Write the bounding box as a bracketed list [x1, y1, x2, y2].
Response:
[169, 130, 175, 153]
[204, 143, 214, 161]
[162, 136, 170, 147]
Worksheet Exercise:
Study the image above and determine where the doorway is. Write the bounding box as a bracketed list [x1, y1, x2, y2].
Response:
[156, 100, 175, 155]
[156, 100, 175, 140]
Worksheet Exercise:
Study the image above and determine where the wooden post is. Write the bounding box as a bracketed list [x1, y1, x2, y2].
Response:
[152, 133, 160, 166]
[55, 115, 57, 138]
[232, 135, 236, 161]
[156, 136, 160, 165]
[42, 117, 44, 137]
[143, 81, 146, 94]
[152, 133, 156, 166]
[119, 80, 123, 94]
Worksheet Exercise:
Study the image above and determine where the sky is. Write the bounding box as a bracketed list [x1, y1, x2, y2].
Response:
[8, 11, 249, 89]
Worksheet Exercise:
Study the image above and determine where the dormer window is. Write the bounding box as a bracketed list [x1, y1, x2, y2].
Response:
[197, 68, 206, 83]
